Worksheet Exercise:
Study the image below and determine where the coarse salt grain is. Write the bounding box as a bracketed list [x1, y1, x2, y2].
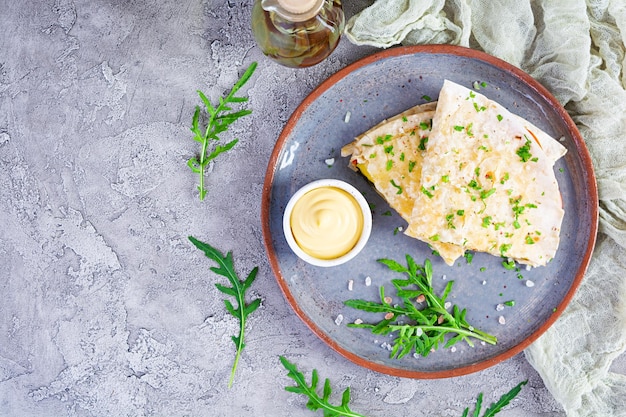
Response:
[335, 314, 344, 326]
[526, 280, 535, 287]
[365, 276, 372, 286]
[498, 316, 506, 325]
[344, 111, 351, 123]
[383, 296, 392, 304]
[325, 158, 335, 166]
[444, 301, 452, 309]
[348, 280, 353, 291]
[496, 303, 505, 311]
[450, 346, 457, 353]
[354, 318, 363, 325]
[482, 280, 487, 285]
[442, 274, 447, 280]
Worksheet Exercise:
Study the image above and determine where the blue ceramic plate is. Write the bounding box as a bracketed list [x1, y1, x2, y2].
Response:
[261, 45, 598, 378]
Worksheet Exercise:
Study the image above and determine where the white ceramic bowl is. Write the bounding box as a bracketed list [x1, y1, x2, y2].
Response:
[283, 179, 372, 267]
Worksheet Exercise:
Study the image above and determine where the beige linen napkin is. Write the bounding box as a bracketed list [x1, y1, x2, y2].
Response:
[345, 1, 626, 416]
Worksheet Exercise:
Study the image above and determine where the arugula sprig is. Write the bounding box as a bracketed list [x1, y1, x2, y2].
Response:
[187, 62, 257, 200]
[462, 380, 528, 417]
[280, 356, 527, 417]
[345, 256, 496, 358]
[188, 236, 261, 388]
[279, 356, 367, 417]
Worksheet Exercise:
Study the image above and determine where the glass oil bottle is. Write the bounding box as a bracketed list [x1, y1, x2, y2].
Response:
[251, 0, 344, 68]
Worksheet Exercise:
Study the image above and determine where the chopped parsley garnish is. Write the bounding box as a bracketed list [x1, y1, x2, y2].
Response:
[402, 116, 408, 122]
[482, 216, 492, 228]
[446, 213, 456, 229]
[499, 243, 512, 256]
[369, 153, 377, 159]
[441, 175, 450, 183]
[408, 161, 416, 173]
[384, 145, 394, 154]
[422, 94, 432, 101]
[429, 234, 440, 241]
[504, 300, 516, 307]
[456, 209, 465, 216]
[390, 179, 402, 194]
[386, 160, 394, 171]
[399, 152, 405, 161]
[418, 136, 429, 151]
[382, 210, 392, 216]
[502, 258, 516, 270]
[464, 251, 473, 264]
[454, 125, 464, 132]
[525, 235, 536, 244]
[419, 121, 430, 130]
[421, 186, 434, 198]
[480, 188, 496, 199]
[500, 172, 510, 184]
[516, 138, 534, 162]
[473, 102, 487, 112]
[497, 114, 504, 122]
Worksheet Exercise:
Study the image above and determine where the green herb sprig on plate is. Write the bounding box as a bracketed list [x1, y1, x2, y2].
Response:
[187, 62, 257, 200]
[345, 255, 497, 358]
[189, 236, 261, 388]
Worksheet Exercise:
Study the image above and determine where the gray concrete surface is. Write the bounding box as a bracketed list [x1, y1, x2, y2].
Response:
[1, 1, 624, 416]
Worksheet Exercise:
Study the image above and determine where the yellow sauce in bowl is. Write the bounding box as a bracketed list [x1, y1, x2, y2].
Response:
[289, 186, 364, 260]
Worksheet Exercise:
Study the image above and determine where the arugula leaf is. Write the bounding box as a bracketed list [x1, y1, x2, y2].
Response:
[345, 256, 496, 358]
[188, 236, 261, 388]
[188, 61, 257, 200]
[463, 380, 528, 417]
[279, 356, 367, 417]
[281, 356, 527, 417]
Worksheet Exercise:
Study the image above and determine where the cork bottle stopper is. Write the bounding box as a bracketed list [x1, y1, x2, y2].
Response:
[262, 0, 324, 21]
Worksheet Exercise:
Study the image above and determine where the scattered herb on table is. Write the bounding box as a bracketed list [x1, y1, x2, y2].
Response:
[280, 356, 366, 417]
[188, 236, 261, 388]
[187, 61, 257, 200]
[280, 355, 527, 417]
[461, 380, 528, 417]
[345, 256, 497, 358]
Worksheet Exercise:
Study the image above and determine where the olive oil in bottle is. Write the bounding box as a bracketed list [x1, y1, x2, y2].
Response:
[251, 0, 344, 68]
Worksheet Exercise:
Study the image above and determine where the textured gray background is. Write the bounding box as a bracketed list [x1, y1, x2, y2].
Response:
[1, 1, 623, 416]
